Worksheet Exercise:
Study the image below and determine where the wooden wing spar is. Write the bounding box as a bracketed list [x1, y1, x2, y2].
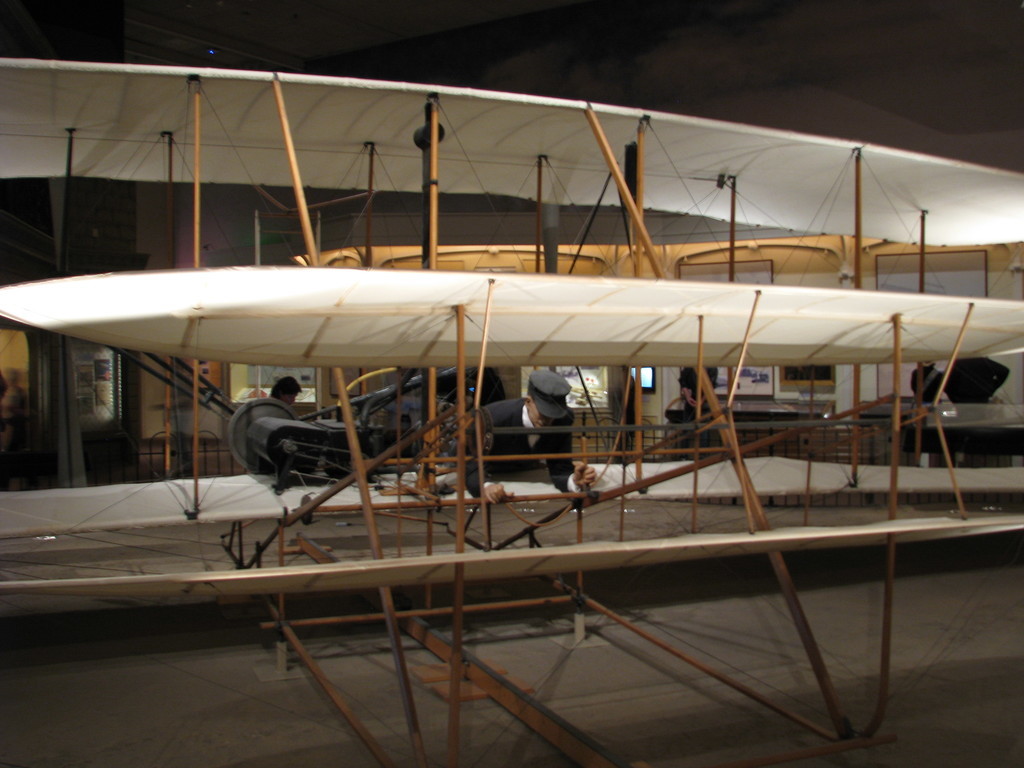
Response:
[0, 267, 1021, 368]
[2, 58, 1024, 246]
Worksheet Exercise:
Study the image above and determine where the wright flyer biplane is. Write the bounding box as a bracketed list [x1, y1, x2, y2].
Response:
[2, 57, 1024, 767]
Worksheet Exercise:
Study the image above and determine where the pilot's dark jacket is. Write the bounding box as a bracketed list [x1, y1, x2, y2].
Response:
[465, 397, 575, 497]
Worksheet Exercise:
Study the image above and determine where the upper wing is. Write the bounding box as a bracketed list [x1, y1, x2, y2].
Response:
[1, 58, 1023, 245]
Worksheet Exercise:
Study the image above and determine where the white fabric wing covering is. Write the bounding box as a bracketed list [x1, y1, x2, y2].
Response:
[0, 267, 1021, 368]
[1, 58, 1023, 245]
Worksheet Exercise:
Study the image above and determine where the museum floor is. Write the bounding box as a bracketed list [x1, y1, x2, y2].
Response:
[2, 496, 1023, 768]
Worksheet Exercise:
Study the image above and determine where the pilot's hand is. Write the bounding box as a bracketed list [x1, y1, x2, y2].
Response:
[482, 482, 512, 504]
[573, 461, 597, 487]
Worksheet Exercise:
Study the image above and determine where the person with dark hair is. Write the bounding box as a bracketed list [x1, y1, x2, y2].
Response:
[669, 366, 719, 447]
[463, 369, 596, 504]
[676, 367, 718, 422]
[270, 375, 301, 405]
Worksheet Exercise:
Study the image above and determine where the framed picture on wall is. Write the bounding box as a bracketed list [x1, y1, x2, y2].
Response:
[729, 366, 774, 396]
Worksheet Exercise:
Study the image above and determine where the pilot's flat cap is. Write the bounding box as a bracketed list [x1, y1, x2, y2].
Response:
[527, 370, 572, 420]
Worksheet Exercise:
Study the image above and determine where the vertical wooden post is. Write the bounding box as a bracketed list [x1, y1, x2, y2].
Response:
[853, 149, 863, 291]
[535, 155, 544, 274]
[447, 305, 468, 767]
[634, 116, 648, 277]
[691, 315, 705, 532]
[728, 176, 737, 283]
[888, 316, 903, 520]
[426, 95, 440, 271]
[912, 211, 928, 462]
[409, 97, 446, 492]
[633, 365, 643, 478]
[56, 128, 87, 488]
[58, 127, 74, 274]
[692, 315, 708, 532]
[162, 130, 175, 476]
[365, 141, 375, 267]
[473, 280, 497, 548]
[189, 76, 202, 515]
[850, 149, 864, 483]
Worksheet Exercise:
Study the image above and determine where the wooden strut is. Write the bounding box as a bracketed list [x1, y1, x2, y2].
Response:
[365, 141, 375, 267]
[332, 365, 430, 768]
[474, 280, 498, 549]
[634, 115, 648, 278]
[570, 588, 837, 741]
[728, 290, 760, 410]
[859, 316, 903, 739]
[271, 76, 320, 265]
[697, 368, 853, 739]
[847, 149, 865, 485]
[264, 595, 575, 631]
[264, 600, 397, 768]
[189, 76, 202, 517]
[722, 291, 763, 533]
[728, 175, 737, 282]
[911, 211, 928, 462]
[633, 359, 643, 482]
[447, 306, 468, 767]
[162, 131, 175, 476]
[692, 315, 705, 531]
[448, 286, 498, 766]
[427, 95, 440, 271]
[860, 300, 973, 738]
[420, 95, 441, 500]
[403, 617, 633, 768]
[887, 315, 904, 522]
[535, 155, 544, 274]
[583, 106, 664, 278]
[928, 303, 976, 520]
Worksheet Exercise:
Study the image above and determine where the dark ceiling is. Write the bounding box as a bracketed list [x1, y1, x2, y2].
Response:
[122, 0, 589, 73]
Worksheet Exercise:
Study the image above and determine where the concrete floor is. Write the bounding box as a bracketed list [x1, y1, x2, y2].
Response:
[2, 495, 1024, 767]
